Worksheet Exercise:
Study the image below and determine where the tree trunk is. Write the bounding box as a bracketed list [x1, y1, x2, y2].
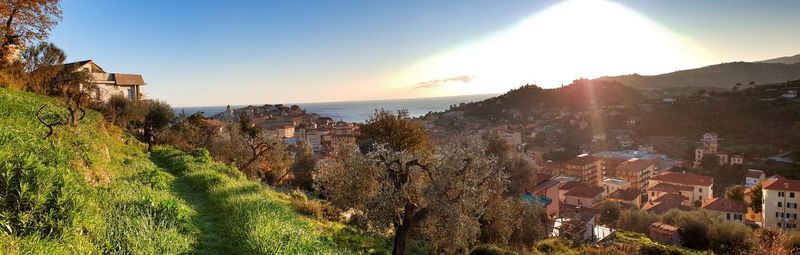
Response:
[392, 204, 429, 255]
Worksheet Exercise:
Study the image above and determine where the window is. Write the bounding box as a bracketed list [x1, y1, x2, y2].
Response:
[780, 192, 785, 197]
[726, 213, 731, 220]
[699, 188, 703, 192]
[779, 202, 783, 207]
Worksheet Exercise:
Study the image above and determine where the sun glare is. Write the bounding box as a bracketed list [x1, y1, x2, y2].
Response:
[385, 0, 716, 97]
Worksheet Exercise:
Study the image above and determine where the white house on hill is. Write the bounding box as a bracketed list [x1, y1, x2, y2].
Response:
[61, 60, 147, 101]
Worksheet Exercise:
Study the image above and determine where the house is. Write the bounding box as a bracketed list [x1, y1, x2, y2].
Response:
[562, 184, 605, 209]
[643, 193, 695, 215]
[563, 155, 604, 185]
[553, 205, 600, 242]
[761, 176, 800, 229]
[531, 174, 562, 217]
[731, 154, 745, 165]
[648, 171, 714, 204]
[605, 188, 642, 209]
[702, 197, 746, 222]
[601, 178, 631, 197]
[61, 60, 146, 101]
[649, 222, 681, 245]
[647, 182, 694, 205]
[615, 158, 655, 191]
[745, 169, 766, 188]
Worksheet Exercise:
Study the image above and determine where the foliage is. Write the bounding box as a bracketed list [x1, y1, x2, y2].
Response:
[357, 109, 431, 156]
[597, 201, 623, 226]
[469, 244, 519, 255]
[317, 136, 507, 254]
[707, 220, 753, 254]
[750, 183, 763, 213]
[724, 184, 744, 201]
[290, 141, 316, 190]
[617, 209, 656, 234]
[19, 41, 64, 93]
[141, 100, 175, 152]
[0, 0, 62, 49]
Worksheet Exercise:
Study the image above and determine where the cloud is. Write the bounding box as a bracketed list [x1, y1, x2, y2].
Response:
[414, 75, 474, 89]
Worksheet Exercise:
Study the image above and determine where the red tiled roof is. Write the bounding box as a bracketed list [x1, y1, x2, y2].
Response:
[536, 173, 553, 186]
[643, 201, 695, 215]
[607, 188, 641, 201]
[648, 182, 694, 193]
[763, 177, 800, 192]
[564, 184, 605, 198]
[616, 159, 655, 173]
[650, 171, 714, 187]
[565, 155, 601, 166]
[653, 193, 687, 204]
[746, 169, 765, 179]
[559, 181, 582, 191]
[702, 197, 746, 213]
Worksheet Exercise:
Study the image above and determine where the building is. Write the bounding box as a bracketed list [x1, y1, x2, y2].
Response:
[702, 197, 746, 222]
[562, 183, 605, 209]
[601, 178, 631, 197]
[532, 174, 562, 218]
[762, 176, 800, 229]
[305, 129, 330, 152]
[606, 188, 642, 209]
[643, 193, 695, 215]
[615, 158, 655, 191]
[731, 154, 745, 165]
[649, 222, 681, 245]
[563, 155, 604, 185]
[648, 171, 714, 204]
[61, 60, 146, 101]
[745, 169, 766, 188]
[693, 132, 744, 166]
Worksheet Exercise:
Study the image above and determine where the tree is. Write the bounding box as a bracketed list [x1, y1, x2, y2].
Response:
[52, 69, 94, 127]
[357, 109, 431, 156]
[0, 0, 62, 63]
[617, 209, 656, 234]
[708, 220, 754, 254]
[142, 100, 175, 152]
[725, 185, 745, 201]
[289, 141, 315, 190]
[750, 183, 763, 213]
[597, 201, 623, 226]
[20, 41, 64, 93]
[700, 154, 719, 170]
[316, 136, 507, 255]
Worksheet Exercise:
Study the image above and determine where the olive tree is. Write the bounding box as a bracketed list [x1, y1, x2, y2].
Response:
[316, 136, 507, 254]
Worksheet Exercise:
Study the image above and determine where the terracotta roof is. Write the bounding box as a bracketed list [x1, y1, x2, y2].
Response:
[763, 177, 800, 192]
[564, 184, 605, 198]
[565, 155, 601, 166]
[643, 201, 695, 215]
[746, 169, 765, 179]
[539, 162, 564, 175]
[114, 73, 146, 85]
[650, 222, 680, 232]
[607, 188, 641, 201]
[616, 159, 655, 173]
[559, 181, 583, 191]
[702, 197, 746, 213]
[648, 182, 694, 193]
[536, 173, 553, 186]
[650, 171, 714, 187]
[653, 193, 687, 204]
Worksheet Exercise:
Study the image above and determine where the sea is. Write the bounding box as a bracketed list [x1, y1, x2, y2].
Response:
[174, 94, 498, 123]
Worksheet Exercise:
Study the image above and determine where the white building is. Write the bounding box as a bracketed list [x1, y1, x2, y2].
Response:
[762, 176, 800, 229]
[61, 60, 146, 101]
[648, 171, 714, 204]
[745, 169, 766, 188]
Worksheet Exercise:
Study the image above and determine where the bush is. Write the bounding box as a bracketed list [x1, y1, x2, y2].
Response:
[0, 153, 83, 238]
[470, 244, 519, 255]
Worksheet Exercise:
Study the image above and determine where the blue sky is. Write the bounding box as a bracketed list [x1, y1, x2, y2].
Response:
[49, 0, 800, 106]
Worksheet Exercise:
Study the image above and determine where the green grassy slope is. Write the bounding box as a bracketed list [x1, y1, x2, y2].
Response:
[0, 88, 384, 254]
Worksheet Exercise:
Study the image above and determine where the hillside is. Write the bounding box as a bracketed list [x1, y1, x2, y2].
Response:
[596, 62, 800, 89]
[455, 79, 643, 118]
[0, 88, 383, 254]
[759, 54, 800, 64]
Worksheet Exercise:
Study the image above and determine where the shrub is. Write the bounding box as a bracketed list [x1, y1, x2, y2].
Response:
[470, 244, 519, 255]
[0, 153, 83, 238]
[134, 167, 170, 190]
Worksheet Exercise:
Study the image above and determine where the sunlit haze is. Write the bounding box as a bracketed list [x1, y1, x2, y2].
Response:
[48, 0, 800, 106]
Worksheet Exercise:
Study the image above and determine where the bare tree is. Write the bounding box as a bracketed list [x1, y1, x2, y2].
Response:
[34, 104, 63, 138]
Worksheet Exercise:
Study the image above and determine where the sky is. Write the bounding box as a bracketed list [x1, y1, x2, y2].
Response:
[48, 0, 800, 107]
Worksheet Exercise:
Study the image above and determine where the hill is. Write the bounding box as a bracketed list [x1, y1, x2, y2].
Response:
[596, 62, 800, 89]
[454, 79, 643, 119]
[758, 54, 800, 64]
[0, 88, 383, 254]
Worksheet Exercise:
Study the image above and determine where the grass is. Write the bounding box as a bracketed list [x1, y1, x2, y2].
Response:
[0, 88, 386, 254]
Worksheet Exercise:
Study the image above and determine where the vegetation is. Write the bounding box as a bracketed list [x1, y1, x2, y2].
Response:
[0, 88, 384, 254]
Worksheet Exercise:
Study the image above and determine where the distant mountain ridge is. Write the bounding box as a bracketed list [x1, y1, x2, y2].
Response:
[596, 61, 800, 89]
[758, 54, 800, 64]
